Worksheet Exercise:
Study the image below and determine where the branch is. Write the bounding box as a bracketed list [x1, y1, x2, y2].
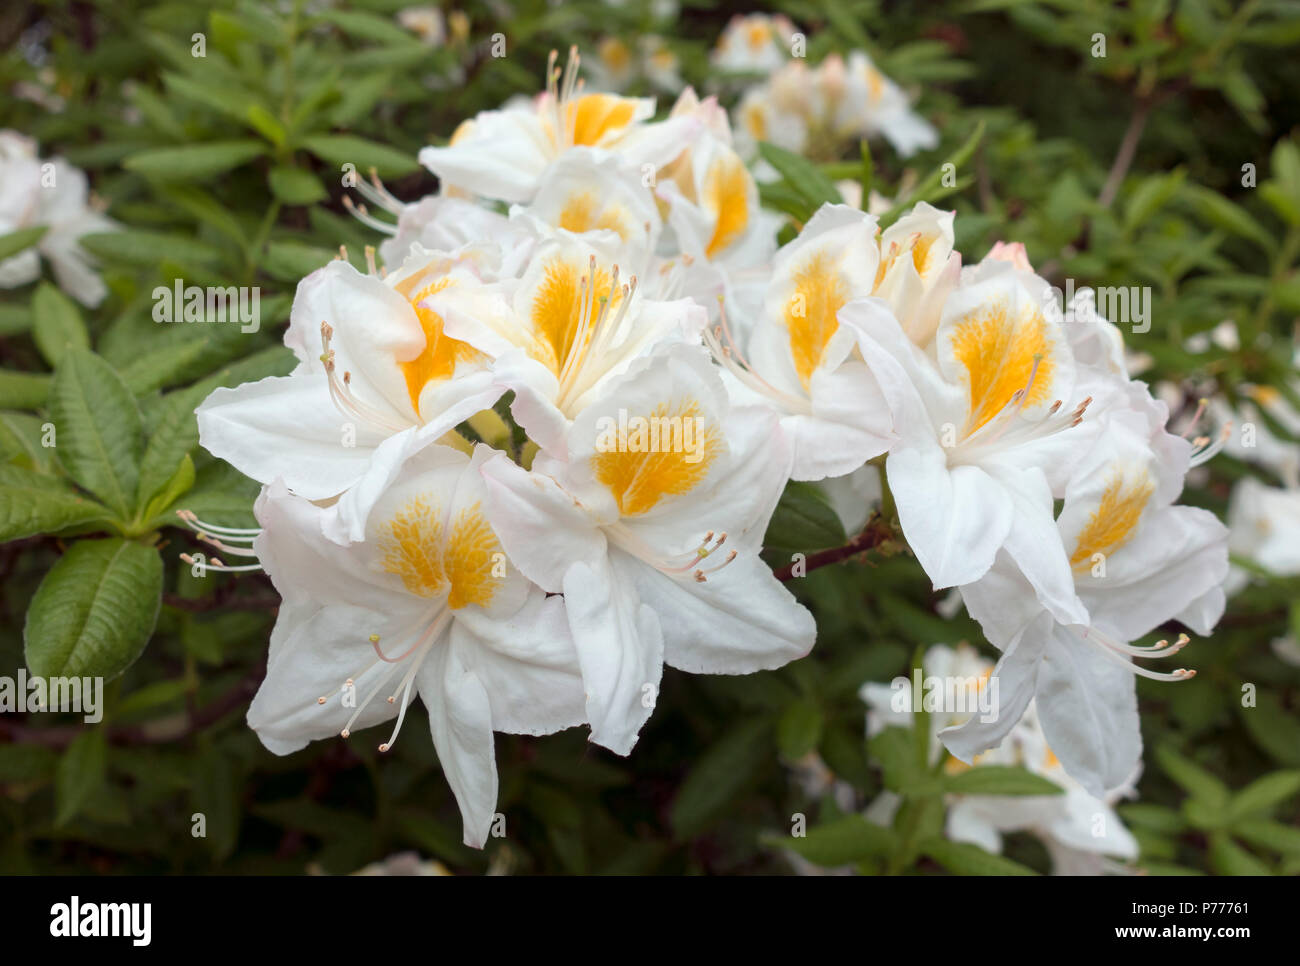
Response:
[0, 665, 265, 749]
[774, 517, 896, 581]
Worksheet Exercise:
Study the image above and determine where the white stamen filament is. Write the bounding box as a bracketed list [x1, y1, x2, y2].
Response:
[1079, 626, 1197, 682]
[703, 298, 812, 415]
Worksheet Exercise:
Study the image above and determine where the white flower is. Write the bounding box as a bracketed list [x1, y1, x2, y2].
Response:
[710, 14, 798, 75]
[1226, 476, 1300, 578]
[480, 344, 814, 754]
[396, 6, 445, 46]
[418, 48, 699, 204]
[731, 52, 936, 162]
[842, 257, 1092, 617]
[862, 643, 1139, 874]
[655, 88, 779, 276]
[942, 386, 1229, 796]
[430, 229, 707, 459]
[0, 130, 118, 307]
[197, 245, 506, 543]
[248, 445, 586, 848]
[707, 204, 897, 481]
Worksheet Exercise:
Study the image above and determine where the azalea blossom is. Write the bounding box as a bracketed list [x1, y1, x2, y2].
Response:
[1225, 476, 1300, 583]
[418, 48, 698, 205]
[429, 228, 707, 459]
[706, 204, 897, 481]
[710, 13, 798, 75]
[0, 130, 118, 307]
[841, 254, 1093, 617]
[480, 344, 815, 754]
[654, 88, 780, 285]
[197, 244, 506, 543]
[861, 643, 1139, 875]
[247, 445, 586, 848]
[941, 386, 1229, 795]
[734, 51, 937, 162]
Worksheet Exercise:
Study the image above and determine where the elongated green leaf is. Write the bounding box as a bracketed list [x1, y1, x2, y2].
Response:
[0, 225, 48, 261]
[32, 282, 90, 368]
[24, 537, 163, 679]
[758, 141, 844, 210]
[123, 139, 267, 181]
[80, 230, 222, 267]
[0, 465, 112, 541]
[765, 481, 847, 552]
[55, 729, 107, 827]
[1234, 818, 1300, 856]
[0, 411, 52, 470]
[670, 718, 771, 838]
[268, 166, 327, 205]
[139, 453, 195, 523]
[49, 349, 143, 518]
[777, 700, 824, 760]
[1156, 745, 1231, 809]
[300, 134, 419, 178]
[1183, 184, 1273, 251]
[920, 837, 1038, 875]
[762, 815, 898, 866]
[0, 369, 50, 409]
[1228, 770, 1300, 820]
[943, 765, 1064, 797]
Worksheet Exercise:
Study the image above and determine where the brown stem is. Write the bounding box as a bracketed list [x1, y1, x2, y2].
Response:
[1098, 95, 1153, 209]
[774, 517, 895, 582]
[0, 665, 265, 749]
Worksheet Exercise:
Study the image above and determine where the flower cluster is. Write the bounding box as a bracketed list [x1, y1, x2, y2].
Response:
[191, 47, 1228, 848]
[0, 130, 118, 308]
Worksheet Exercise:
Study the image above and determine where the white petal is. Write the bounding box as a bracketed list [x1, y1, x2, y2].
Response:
[416, 641, 499, 849]
[197, 373, 389, 500]
[625, 549, 815, 675]
[563, 552, 663, 756]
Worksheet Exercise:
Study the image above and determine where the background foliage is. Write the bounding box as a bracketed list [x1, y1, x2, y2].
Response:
[1, 0, 1299, 875]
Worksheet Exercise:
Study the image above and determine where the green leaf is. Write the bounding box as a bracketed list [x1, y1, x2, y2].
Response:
[1208, 832, 1271, 876]
[24, 537, 163, 680]
[777, 701, 824, 760]
[762, 815, 898, 866]
[268, 166, 328, 205]
[55, 729, 107, 827]
[32, 283, 91, 368]
[192, 745, 240, 860]
[123, 139, 267, 181]
[1233, 818, 1300, 856]
[943, 765, 1064, 797]
[0, 369, 51, 409]
[670, 718, 771, 838]
[869, 726, 925, 792]
[80, 230, 222, 267]
[49, 349, 143, 518]
[1156, 744, 1230, 809]
[0, 411, 52, 470]
[764, 481, 847, 552]
[920, 837, 1039, 875]
[300, 134, 419, 178]
[1183, 184, 1274, 251]
[758, 141, 844, 210]
[0, 225, 48, 262]
[1239, 690, 1300, 766]
[0, 743, 57, 783]
[0, 465, 112, 542]
[1228, 770, 1300, 820]
[119, 337, 213, 396]
[263, 241, 337, 281]
[139, 453, 195, 524]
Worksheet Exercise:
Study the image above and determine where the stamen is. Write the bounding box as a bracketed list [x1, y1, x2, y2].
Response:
[1189, 422, 1231, 468]
[1180, 398, 1208, 439]
[180, 552, 262, 574]
[342, 195, 397, 234]
[1080, 626, 1197, 682]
